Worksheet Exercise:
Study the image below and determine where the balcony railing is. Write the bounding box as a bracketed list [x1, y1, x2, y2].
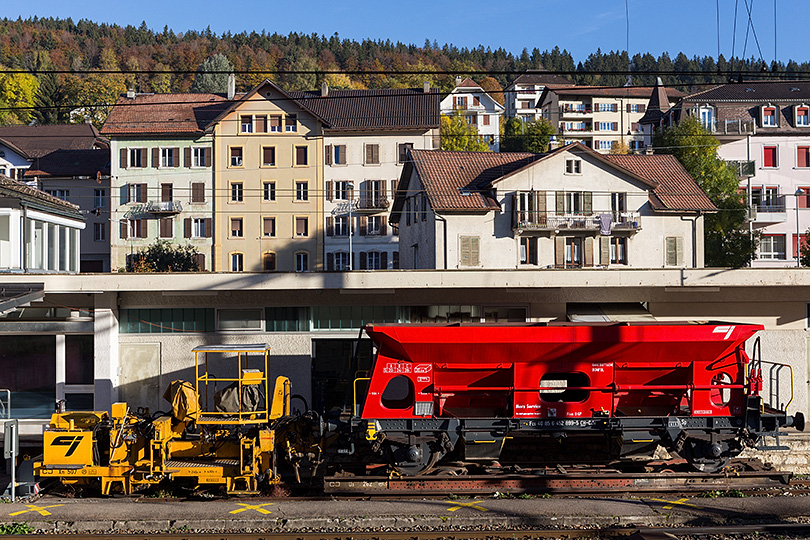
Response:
[728, 159, 756, 178]
[559, 122, 591, 132]
[356, 196, 389, 213]
[706, 119, 756, 135]
[145, 201, 183, 215]
[513, 210, 641, 232]
[561, 105, 593, 117]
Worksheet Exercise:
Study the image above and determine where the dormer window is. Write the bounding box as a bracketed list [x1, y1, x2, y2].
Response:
[795, 105, 809, 127]
[697, 105, 714, 131]
[762, 105, 778, 127]
[565, 158, 582, 174]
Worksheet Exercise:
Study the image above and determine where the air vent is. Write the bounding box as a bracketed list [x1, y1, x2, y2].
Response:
[745, 88, 756, 92]
[791, 87, 801, 92]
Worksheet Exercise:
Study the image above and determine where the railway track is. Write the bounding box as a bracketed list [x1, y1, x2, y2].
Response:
[324, 459, 794, 496]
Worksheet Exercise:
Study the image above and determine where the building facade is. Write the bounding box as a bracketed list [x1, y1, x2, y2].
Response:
[504, 71, 573, 121]
[440, 77, 503, 151]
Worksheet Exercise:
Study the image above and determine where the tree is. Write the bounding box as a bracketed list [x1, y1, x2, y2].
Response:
[654, 116, 757, 267]
[477, 76, 504, 106]
[500, 117, 555, 153]
[32, 73, 70, 124]
[191, 54, 233, 93]
[0, 69, 38, 124]
[609, 139, 630, 155]
[440, 112, 490, 152]
[127, 240, 201, 272]
[277, 50, 319, 91]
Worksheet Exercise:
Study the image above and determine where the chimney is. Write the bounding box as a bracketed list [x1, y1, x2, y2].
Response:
[321, 82, 329, 97]
[227, 73, 236, 100]
[455, 76, 462, 87]
[423, 81, 430, 93]
[126, 88, 136, 99]
[645, 145, 654, 155]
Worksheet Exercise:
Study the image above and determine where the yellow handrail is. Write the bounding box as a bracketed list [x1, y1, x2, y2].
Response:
[353, 377, 371, 417]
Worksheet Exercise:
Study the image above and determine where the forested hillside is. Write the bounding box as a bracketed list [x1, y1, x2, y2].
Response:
[1, 16, 809, 126]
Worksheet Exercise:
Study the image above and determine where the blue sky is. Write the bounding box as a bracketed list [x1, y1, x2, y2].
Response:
[9, 0, 808, 64]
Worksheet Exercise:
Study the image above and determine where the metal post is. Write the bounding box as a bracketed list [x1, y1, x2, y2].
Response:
[797, 188, 804, 267]
[348, 182, 354, 271]
[9, 422, 14, 503]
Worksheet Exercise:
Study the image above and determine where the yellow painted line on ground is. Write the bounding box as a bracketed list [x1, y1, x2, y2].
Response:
[229, 502, 275, 515]
[649, 497, 700, 510]
[9, 504, 64, 517]
[441, 500, 488, 512]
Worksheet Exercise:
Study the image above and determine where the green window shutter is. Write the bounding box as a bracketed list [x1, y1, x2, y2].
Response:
[600, 236, 611, 266]
[584, 237, 594, 267]
[554, 236, 565, 268]
[584, 192, 593, 214]
[676, 237, 684, 266]
[555, 191, 564, 214]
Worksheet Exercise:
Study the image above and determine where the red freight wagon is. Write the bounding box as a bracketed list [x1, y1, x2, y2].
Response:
[356, 323, 804, 474]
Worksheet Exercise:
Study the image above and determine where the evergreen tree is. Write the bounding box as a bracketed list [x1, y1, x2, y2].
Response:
[191, 54, 233, 93]
[32, 72, 69, 124]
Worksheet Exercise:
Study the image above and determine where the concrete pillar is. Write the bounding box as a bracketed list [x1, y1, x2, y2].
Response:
[93, 292, 119, 410]
[41, 222, 49, 270]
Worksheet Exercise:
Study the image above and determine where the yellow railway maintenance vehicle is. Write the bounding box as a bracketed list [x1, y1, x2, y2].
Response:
[35, 344, 293, 495]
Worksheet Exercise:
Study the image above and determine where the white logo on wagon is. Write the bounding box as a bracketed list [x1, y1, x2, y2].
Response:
[414, 364, 432, 374]
[383, 363, 412, 374]
[417, 376, 431, 383]
[712, 325, 736, 340]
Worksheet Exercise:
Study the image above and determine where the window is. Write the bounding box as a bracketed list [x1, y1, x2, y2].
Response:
[192, 147, 209, 168]
[230, 182, 243, 202]
[192, 218, 207, 238]
[230, 147, 243, 167]
[362, 179, 386, 207]
[519, 100, 533, 109]
[122, 183, 146, 204]
[160, 147, 177, 168]
[332, 252, 350, 271]
[93, 222, 105, 241]
[565, 159, 582, 174]
[465, 114, 477, 125]
[598, 122, 615, 131]
[295, 217, 308, 237]
[334, 180, 351, 200]
[121, 218, 146, 239]
[455, 96, 467, 109]
[159, 217, 173, 238]
[269, 115, 282, 132]
[665, 236, 684, 266]
[796, 106, 809, 127]
[295, 146, 308, 166]
[94, 189, 106, 208]
[459, 235, 480, 267]
[191, 183, 205, 203]
[295, 251, 309, 272]
[798, 146, 810, 168]
[397, 143, 413, 164]
[295, 181, 308, 201]
[367, 216, 383, 235]
[263, 217, 276, 237]
[762, 106, 778, 127]
[698, 106, 714, 130]
[263, 181, 276, 201]
[597, 140, 613, 150]
[565, 237, 582, 268]
[127, 148, 145, 168]
[46, 189, 69, 201]
[263, 252, 277, 271]
[240, 115, 253, 133]
[366, 251, 383, 270]
[611, 192, 627, 216]
[333, 216, 349, 236]
[364, 143, 380, 165]
[759, 234, 786, 260]
[219, 308, 262, 330]
[520, 237, 538, 265]
[230, 217, 243, 238]
[230, 253, 243, 272]
[261, 146, 276, 167]
[285, 114, 297, 132]
[628, 103, 641, 113]
[763, 145, 778, 168]
[598, 103, 615, 112]
[326, 144, 346, 165]
[610, 237, 627, 264]
[565, 192, 584, 214]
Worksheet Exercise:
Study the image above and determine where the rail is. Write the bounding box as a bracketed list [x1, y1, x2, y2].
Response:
[0, 389, 9, 419]
[760, 360, 795, 411]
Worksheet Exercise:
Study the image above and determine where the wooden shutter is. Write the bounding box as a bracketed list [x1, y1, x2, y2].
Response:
[638, 104, 646, 112]
[191, 183, 205, 203]
[359, 216, 368, 236]
[393, 251, 399, 269]
[764, 146, 777, 167]
[379, 180, 387, 198]
[326, 216, 334, 236]
[139, 184, 147, 202]
[626, 104, 631, 113]
[139, 220, 148, 238]
[139, 148, 147, 166]
[612, 104, 617, 112]
[666, 237, 684, 266]
[360, 252, 368, 270]
[798, 147, 809, 168]
[194, 254, 205, 271]
[152, 147, 159, 167]
[584, 237, 594, 267]
[554, 236, 565, 268]
[380, 219, 387, 236]
[325, 145, 333, 165]
[204, 149, 211, 167]
[204, 218, 212, 238]
[161, 183, 172, 202]
[612, 122, 618, 131]
[326, 181, 333, 201]
[555, 191, 564, 214]
[600, 236, 610, 266]
[631, 122, 639, 132]
[184, 147, 191, 167]
[172, 148, 180, 167]
[160, 217, 172, 238]
[326, 252, 334, 271]
[184, 218, 192, 238]
[593, 123, 599, 132]
[269, 115, 281, 130]
[584, 192, 593, 214]
[381, 251, 388, 269]
[120, 220, 128, 239]
[256, 115, 267, 133]
[119, 148, 128, 168]
[391, 180, 398, 199]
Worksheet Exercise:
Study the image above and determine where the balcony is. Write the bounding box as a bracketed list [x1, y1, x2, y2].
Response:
[561, 105, 593, 118]
[145, 201, 183, 215]
[513, 209, 641, 232]
[356, 196, 389, 214]
[559, 122, 591, 133]
[752, 199, 787, 223]
[707, 119, 756, 136]
[728, 160, 756, 178]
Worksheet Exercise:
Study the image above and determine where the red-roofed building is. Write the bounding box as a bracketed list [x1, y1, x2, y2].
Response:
[440, 77, 504, 151]
[393, 143, 714, 269]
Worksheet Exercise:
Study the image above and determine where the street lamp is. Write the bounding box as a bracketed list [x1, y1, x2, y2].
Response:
[797, 188, 805, 267]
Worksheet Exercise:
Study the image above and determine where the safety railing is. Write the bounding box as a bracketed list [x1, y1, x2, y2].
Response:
[0, 389, 10, 420]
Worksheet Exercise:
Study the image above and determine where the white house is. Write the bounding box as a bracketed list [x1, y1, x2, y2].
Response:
[440, 78, 504, 151]
[392, 143, 715, 270]
[504, 71, 573, 121]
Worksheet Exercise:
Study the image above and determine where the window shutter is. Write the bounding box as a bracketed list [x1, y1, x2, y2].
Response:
[470, 237, 480, 266]
[204, 149, 211, 167]
[626, 104, 631, 113]
[764, 146, 777, 167]
[192, 183, 205, 203]
[326, 181, 333, 201]
[600, 236, 610, 266]
[161, 183, 172, 202]
[593, 123, 599, 132]
[348, 184, 354, 200]
[139, 220, 148, 238]
[639, 104, 646, 112]
[326, 252, 334, 271]
[612, 104, 618, 112]
[584, 192, 593, 214]
[555, 191, 564, 214]
[360, 216, 368, 236]
[139, 148, 146, 166]
[120, 185, 129, 205]
[554, 236, 565, 268]
[184, 147, 191, 167]
[798, 147, 809, 168]
[194, 253, 205, 271]
[256, 116, 267, 133]
[380, 219, 388, 236]
[631, 122, 639, 132]
[139, 184, 147, 202]
[184, 218, 192, 238]
[326, 216, 334, 236]
[381, 251, 388, 269]
[612, 122, 618, 131]
[391, 180, 398, 199]
[380, 180, 387, 198]
[373, 145, 379, 163]
[160, 217, 172, 238]
[325, 145, 332, 165]
[263, 218, 275, 237]
[584, 237, 594, 267]
[120, 220, 128, 239]
[120, 148, 128, 168]
[676, 237, 684, 266]
[360, 252, 368, 270]
[152, 147, 159, 167]
[204, 218, 212, 238]
[393, 251, 399, 269]
[172, 148, 180, 167]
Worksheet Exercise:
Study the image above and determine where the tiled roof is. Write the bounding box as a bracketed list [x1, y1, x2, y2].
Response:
[0, 175, 82, 216]
[511, 71, 573, 87]
[0, 124, 108, 158]
[289, 88, 441, 131]
[457, 78, 481, 88]
[24, 149, 110, 179]
[406, 150, 541, 211]
[547, 85, 686, 99]
[603, 154, 716, 211]
[101, 93, 230, 136]
[682, 80, 810, 102]
[639, 78, 671, 124]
